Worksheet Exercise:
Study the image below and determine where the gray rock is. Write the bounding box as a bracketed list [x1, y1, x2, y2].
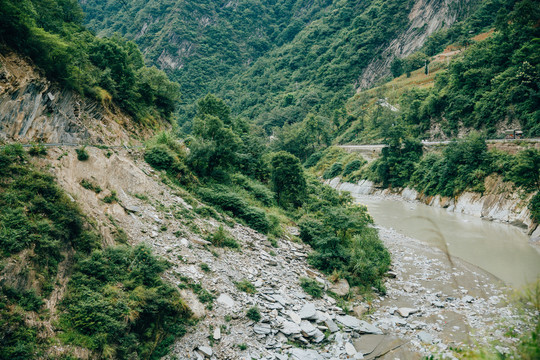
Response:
[329, 278, 350, 296]
[289, 311, 302, 325]
[353, 304, 368, 318]
[353, 334, 385, 355]
[335, 315, 383, 334]
[312, 328, 325, 343]
[289, 348, 324, 360]
[396, 307, 418, 318]
[254, 322, 272, 335]
[336, 314, 360, 329]
[124, 204, 140, 213]
[325, 319, 339, 333]
[213, 326, 221, 340]
[281, 321, 301, 335]
[273, 294, 288, 306]
[179, 290, 206, 319]
[357, 321, 383, 335]
[345, 342, 357, 356]
[300, 320, 318, 337]
[197, 346, 213, 358]
[216, 294, 235, 308]
[299, 303, 317, 320]
[192, 238, 212, 246]
[417, 331, 434, 344]
[432, 301, 445, 308]
[463, 295, 475, 303]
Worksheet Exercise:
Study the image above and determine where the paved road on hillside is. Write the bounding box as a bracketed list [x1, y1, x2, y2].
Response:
[339, 138, 540, 152]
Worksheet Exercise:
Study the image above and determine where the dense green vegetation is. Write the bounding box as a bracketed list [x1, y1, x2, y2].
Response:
[80, 0, 481, 130]
[336, 0, 539, 142]
[0, 0, 179, 122]
[0, 145, 191, 359]
[80, 0, 332, 111]
[60, 245, 191, 359]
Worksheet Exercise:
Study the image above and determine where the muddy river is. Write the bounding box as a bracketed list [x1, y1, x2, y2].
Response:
[353, 195, 540, 288]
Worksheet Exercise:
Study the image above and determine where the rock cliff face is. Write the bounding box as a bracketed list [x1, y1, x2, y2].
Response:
[328, 176, 537, 236]
[0, 52, 149, 144]
[357, 0, 476, 90]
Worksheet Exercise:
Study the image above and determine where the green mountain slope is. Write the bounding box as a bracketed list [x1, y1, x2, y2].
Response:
[334, 0, 539, 143]
[79, 0, 484, 130]
[80, 0, 333, 106]
[0, 0, 179, 123]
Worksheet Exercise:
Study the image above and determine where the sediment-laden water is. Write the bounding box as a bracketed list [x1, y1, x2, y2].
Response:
[353, 194, 540, 288]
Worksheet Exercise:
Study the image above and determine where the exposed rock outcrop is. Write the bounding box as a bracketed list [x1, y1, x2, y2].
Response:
[357, 0, 477, 90]
[0, 51, 152, 145]
[328, 177, 537, 236]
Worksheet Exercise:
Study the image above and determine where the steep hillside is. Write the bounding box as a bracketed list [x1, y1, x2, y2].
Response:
[334, 0, 539, 144]
[1, 0, 180, 124]
[80, 0, 487, 129]
[80, 0, 333, 105]
[0, 52, 152, 144]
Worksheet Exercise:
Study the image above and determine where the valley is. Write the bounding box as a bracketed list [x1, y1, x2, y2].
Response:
[0, 0, 538, 359]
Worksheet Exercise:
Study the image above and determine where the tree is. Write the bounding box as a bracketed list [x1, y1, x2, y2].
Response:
[188, 96, 241, 177]
[507, 149, 540, 191]
[188, 114, 240, 176]
[270, 151, 306, 209]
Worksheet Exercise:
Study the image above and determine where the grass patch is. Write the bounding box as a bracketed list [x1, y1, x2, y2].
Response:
[207, 226, 240, 249]
[235, 279, 256, 294]
[75, 147, 89, 161]
[300, 277, 324, 298]
[199, 263, 211, 273]
[246, 306, 261, 322]
[80, 179, 102, 193]
[102, 190, 118, 204]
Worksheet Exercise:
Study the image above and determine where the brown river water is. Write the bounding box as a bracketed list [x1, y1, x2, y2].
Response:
[353, 194, 540, 288]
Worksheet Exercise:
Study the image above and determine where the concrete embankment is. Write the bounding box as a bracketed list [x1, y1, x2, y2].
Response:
[327, 177, 540, 242]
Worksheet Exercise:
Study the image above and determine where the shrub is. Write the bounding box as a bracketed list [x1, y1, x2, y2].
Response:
[506, 149, 540, 191]
[145, 145, 178, 171]
[235, 280, 256, 294]
[60, 245, 192, 358]
[231, 173, 275, 207]
[246, 306, 261, 322]
[200, 263, 211, 272]
[342, 159, 365, 178]
[322, 162, 343, 179]
[145, 144, 195, 186]
[28, 143, 47, 157]
[529, 193, 540, 223]
[80, 179, 102, 193]
[102, 190, 118, 204]
[75, 147, 89, 161]
[270, 151, 307, 209]
[300, 277, 323, 298]
[298, 205, 389, 291]
[304, 151, 324, 168]
[240, 207, 270, 233]
[198, 187, 270, 233]
[208, 226, 240, 249]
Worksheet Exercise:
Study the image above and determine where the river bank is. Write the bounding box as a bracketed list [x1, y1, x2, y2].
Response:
[328, 177, 540, 243]
[370, 225, 531, 358]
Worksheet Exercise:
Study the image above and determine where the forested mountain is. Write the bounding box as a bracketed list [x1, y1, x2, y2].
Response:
[80, 0, 333, 107]
[79, 0, 487, 129]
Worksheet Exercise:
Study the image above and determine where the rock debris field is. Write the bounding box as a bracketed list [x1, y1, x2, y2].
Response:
[49, 148, 532, 360]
